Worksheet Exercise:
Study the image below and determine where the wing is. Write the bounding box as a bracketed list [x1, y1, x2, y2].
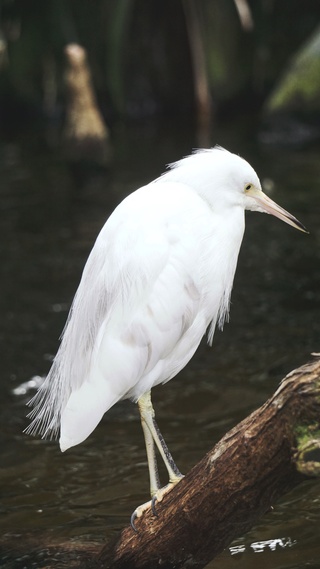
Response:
[26, 185, 172, 437]
[26, 181, 215, 449]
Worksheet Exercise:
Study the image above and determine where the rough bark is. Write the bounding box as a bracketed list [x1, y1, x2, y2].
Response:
[96, 357, 320, 569]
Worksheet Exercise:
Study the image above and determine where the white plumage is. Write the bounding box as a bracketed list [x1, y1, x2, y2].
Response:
[26, 147, 305, 520]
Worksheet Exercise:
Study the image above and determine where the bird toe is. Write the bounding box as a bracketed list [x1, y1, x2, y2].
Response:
[130, 499, 153, 531]
[131, 476, 184, 530]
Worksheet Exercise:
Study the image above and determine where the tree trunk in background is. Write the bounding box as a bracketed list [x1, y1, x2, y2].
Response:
[182, 0, 212, 133]
[63, 43, 111, 165]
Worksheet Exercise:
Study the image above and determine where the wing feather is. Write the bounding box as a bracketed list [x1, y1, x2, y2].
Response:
[26, 186, 171, 438]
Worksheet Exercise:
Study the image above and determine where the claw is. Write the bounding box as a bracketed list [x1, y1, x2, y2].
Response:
[130, 498, 153, 532]
[130, 511, 139, 532]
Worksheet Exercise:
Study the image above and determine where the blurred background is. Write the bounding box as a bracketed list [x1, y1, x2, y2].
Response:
[1, 1, 320, 568]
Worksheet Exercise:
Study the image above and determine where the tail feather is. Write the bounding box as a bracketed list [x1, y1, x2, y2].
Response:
[59, 377, 121, 451]
[24, 361, 68, 440]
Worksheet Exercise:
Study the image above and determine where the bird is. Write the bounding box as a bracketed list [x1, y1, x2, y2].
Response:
[26, 146, 307, 527]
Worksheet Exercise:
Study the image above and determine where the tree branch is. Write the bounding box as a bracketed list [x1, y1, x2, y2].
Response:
[97, 357, 320, 569]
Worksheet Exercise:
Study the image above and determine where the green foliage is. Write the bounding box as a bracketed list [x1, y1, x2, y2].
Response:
[266, 25, 320, 114]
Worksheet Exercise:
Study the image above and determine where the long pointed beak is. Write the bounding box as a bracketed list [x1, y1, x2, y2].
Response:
[247, 187, 308, 233]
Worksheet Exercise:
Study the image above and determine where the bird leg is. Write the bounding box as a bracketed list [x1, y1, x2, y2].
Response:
[139, 408, 161, 497]
[139, 390, 183, 484]
[131, 390, 183, 529]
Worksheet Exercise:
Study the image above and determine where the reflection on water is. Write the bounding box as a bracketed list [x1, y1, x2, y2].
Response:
[1, 121, 320, 568]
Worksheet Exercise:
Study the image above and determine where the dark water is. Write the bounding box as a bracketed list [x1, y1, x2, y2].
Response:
[1, 120, 320, 568]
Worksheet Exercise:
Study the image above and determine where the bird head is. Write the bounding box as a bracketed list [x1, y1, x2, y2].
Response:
[213, 146, 307, 233]
[163, 147, 307, 233]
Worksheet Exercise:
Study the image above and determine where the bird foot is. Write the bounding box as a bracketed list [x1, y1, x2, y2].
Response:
[130, 476, 184, 531]
[130, 498, 154, 531]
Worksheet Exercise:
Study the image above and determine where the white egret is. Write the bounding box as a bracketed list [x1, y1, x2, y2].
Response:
[26, 146, 306, 527]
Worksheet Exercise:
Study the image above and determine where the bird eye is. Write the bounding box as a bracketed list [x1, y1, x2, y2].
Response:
[245, 184, 252, 192]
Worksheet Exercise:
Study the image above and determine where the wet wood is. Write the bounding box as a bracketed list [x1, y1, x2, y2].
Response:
[96, 357, 320, 569]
